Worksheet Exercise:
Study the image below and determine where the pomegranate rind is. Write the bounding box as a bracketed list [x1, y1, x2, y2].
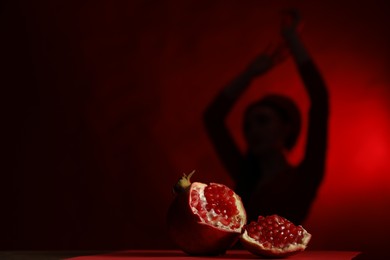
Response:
[167, 182, 246, 255]
[240, 227, 311, 258]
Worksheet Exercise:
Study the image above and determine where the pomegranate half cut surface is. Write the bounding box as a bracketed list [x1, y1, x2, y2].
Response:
[240, 215, 311, 258]
[167, 171, 246, 255]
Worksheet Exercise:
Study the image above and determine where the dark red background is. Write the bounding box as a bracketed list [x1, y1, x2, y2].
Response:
[2, 0, 389, 255]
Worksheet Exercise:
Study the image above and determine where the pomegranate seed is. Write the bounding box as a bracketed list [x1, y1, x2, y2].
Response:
[220, 218, 229, 226]
[231, 222, 241, 229]
[263, 242, 271, 248]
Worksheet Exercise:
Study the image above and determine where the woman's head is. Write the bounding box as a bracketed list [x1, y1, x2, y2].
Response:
[243, 94, 301, 156]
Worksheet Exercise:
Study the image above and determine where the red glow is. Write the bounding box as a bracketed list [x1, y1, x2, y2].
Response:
[3, 0, 390, 256]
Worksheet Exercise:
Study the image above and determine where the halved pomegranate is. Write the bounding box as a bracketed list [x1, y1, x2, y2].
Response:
[240, 215, 311, 258]
[167, 171, 246, 255]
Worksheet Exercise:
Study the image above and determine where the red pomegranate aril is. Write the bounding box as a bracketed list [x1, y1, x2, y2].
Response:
[231, 222, 241, 229]
[220, 218, 230, 226]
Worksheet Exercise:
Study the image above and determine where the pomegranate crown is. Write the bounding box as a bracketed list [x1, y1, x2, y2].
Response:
[173, 170, 195, 194]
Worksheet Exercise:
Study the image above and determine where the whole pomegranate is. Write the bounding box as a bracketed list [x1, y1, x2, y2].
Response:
[167, 171, 246, 255]
[240, 214, 311, 258]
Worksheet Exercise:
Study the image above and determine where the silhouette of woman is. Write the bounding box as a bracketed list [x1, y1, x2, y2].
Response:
[204, 11, 329, 225]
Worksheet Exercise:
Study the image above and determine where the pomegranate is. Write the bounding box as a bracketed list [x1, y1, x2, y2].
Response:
[167, 171, 246, 255]
[240, 214, 311, 258]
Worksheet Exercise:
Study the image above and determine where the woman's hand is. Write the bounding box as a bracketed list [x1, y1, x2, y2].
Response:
[281, 9, 303, 37]
[280, 9, 310, 64]
[246, 43, 289, 77]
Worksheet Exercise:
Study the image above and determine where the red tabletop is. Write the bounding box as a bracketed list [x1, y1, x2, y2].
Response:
[66, 250, 360, 260]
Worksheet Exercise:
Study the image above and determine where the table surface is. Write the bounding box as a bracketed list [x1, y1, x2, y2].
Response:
[0, 250, 362, 260]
